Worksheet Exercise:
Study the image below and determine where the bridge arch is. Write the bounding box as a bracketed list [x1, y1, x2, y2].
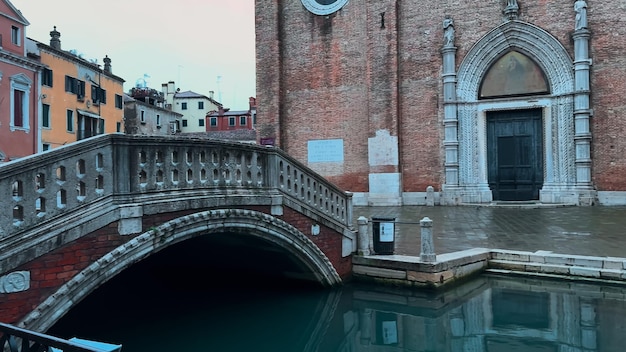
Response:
[19, 209, 341, 332]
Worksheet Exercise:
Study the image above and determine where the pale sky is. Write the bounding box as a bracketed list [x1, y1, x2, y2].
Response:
[12, 0, 256, 110]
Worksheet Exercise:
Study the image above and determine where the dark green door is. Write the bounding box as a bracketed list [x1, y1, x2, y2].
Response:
[487, 109, 543, 201]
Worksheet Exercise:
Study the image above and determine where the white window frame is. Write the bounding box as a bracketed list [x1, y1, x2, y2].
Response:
[11, 26, 20, 46]
[66, 109, 74, 132]
[10, 73, 32, 131]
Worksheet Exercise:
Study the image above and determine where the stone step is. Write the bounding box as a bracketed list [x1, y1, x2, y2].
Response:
[488, 259, 626, 281]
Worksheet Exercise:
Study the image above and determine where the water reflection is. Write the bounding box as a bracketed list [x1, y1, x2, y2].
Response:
[340, 276, 626, 352]
[49, 270, 626, 352]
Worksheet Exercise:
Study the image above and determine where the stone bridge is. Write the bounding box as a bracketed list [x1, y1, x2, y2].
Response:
[0, 134, 355, 332]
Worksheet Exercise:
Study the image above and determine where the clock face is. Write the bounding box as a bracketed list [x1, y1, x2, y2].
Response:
[301, 0, 349, 16]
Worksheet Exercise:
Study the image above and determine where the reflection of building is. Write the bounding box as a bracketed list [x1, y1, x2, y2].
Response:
[28, 28, 125, 150]
[0, 0, 45, 162]
[342, 277, 622, 351]
[257, 1, 618, 205]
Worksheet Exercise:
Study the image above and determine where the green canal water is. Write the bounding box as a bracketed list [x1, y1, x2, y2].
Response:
[48, 256, 626, 352]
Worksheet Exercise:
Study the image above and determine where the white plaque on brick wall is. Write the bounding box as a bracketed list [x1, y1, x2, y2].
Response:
[308, 139, 344, 163]
[368, 130, 399, 166]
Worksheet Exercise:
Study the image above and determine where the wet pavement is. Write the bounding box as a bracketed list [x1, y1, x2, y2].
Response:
[354, 205, 626, 258]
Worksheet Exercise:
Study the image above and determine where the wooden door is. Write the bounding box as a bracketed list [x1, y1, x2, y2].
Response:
[487, 109, 543, 201]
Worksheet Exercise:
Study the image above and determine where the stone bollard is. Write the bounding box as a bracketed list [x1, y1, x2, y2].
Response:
[426, 186, 435, 206]
[420, 217, 436, 262]
[357, 216, 370, 256]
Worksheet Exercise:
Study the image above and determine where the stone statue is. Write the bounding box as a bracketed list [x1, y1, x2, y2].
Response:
[574, 0, 588, 30]
[503, 0, 519, 20]
[443, 16, 454, 47]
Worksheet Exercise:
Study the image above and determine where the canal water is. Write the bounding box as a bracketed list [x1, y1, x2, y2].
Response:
[48, 254, 626, 352]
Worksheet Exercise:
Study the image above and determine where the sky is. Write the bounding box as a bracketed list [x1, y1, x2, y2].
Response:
[11, 0, 256, 110]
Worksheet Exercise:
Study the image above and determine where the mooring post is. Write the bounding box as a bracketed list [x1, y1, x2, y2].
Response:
[357, 216, 370, 256]
[420, 217, 436, 262]
[426, 186, 435, 206]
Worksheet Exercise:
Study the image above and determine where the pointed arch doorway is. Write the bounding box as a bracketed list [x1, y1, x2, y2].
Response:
[481, 50, 548, 201]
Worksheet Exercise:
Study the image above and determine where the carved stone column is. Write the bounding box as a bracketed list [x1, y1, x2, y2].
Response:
[572, 25, 594, 203]
[441, 17, 460, 203]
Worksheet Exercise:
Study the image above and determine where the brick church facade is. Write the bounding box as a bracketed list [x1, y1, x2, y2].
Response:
[255, 1, 626, 206]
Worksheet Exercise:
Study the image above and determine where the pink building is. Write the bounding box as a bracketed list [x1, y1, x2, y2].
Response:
[0, 0, 44, 162]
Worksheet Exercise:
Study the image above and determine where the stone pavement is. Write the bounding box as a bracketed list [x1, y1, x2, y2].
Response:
[354, 205, 626, 258]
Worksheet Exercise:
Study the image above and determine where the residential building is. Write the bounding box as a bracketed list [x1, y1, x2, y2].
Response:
[206, 97, 256, 131]
[124, 93, 182, 136]
[161, 81, 221, 133]
[27, 27, 125, 151]
[0, 0, 45, 162]
[256, 0, 624, 206]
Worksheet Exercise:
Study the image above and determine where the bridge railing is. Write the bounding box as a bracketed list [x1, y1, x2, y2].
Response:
[0, 322, 115, 352]
[1, 134, 352, 245]
[1, 134, 116, 242]
[116, 135, 352, 225]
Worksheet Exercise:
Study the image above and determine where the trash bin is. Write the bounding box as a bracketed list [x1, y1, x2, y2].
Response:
[372, 217, 395, 255]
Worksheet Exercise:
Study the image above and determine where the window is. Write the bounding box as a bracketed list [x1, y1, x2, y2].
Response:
[42, 104, 50, 128]
[198, 119, 205, 127]
[65, 76, 85, 99]
[210, 117, 217, 127]
[42, 68, 53, 87]
[11, 26, 19, 45]
[240, 116, 247, 126]
[91, 86, 106, 104]
[229, 117, 236, 126]
[115, 94, 123, 109]
[10, 74, 31, 130]
[198, 101, 204, 109]
[13, 90, 24, 127]
[156, 114, 161, 127]
[66, 110, 74, 132]
[182, 119, 188, 127]
[140, 110, 146, 123]
[181, 102, 188, 110]
[116, 122, 122, 132]
[42, 144, 50, 151]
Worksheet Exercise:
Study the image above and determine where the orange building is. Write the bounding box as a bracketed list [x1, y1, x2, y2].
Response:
[0, 0, 45, 162]
[27, 27, 125, 150]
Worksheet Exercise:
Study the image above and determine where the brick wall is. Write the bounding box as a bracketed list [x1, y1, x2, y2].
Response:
[0, 222, 134, 325]
[256, 0, 626, 192]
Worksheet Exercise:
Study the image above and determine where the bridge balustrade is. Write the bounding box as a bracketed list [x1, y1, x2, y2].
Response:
[1, 136, 115, 240]
[0, 134, 353, 274]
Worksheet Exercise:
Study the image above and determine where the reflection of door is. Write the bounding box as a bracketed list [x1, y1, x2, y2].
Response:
[487, 109, 543, 201]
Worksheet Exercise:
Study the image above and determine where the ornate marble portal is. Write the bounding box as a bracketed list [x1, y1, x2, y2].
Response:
[441, 17, 593, 205]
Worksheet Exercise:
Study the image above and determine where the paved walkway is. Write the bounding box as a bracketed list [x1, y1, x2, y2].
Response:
[354, 205, 626, 258]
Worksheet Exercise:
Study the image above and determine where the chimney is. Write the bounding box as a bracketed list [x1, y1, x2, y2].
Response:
[49, 26, 61, 50]
[103, 55, 112, 73]
[209, 91, 214, 100]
